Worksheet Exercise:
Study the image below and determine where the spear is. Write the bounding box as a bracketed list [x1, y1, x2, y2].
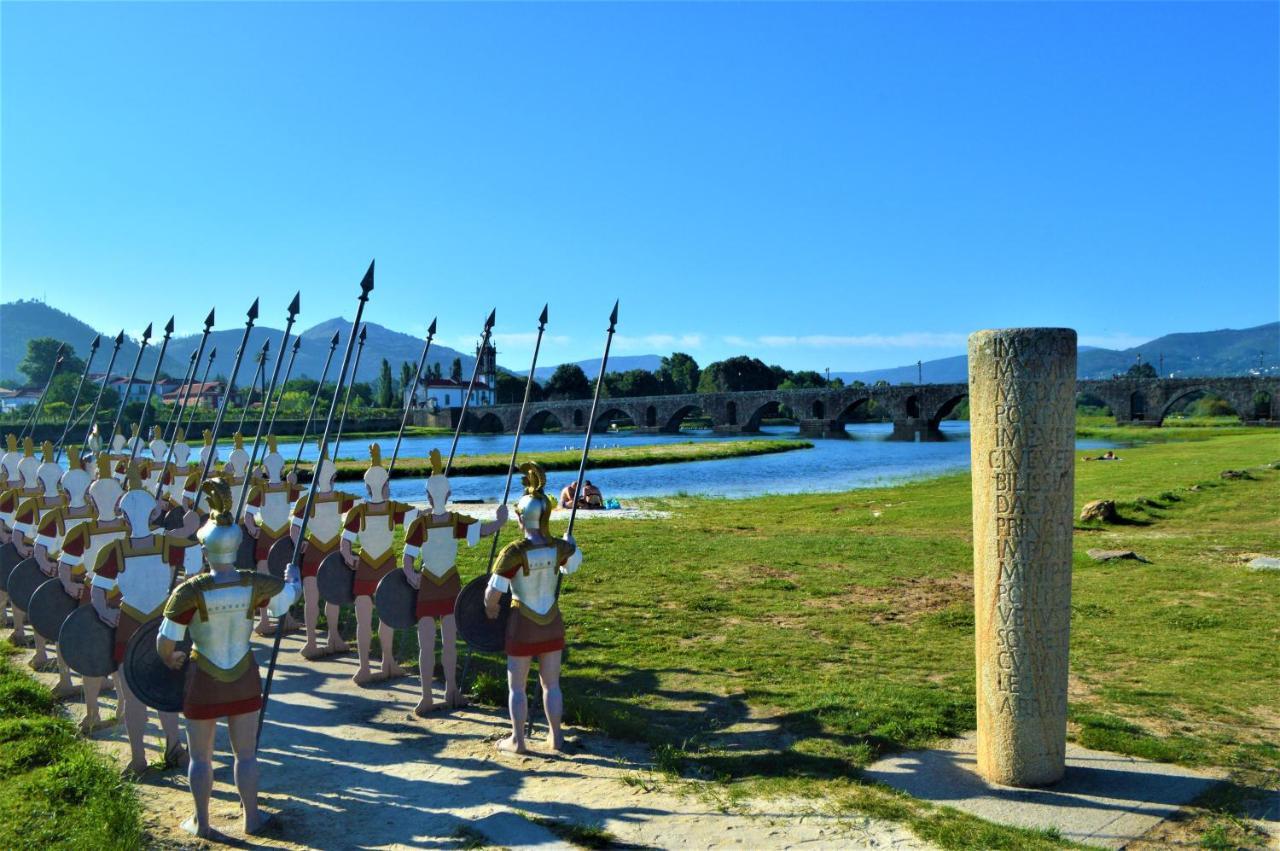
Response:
[444, 309, 496, 474]
[164, 310, 215, 443]
[292, 332, 341, 475]
[481, 304, 547, 569]
[19, 343, 67, 440]
[81, 331, 125, 452]
[125, 317, 176, 469]
[53, 335, 100, 460]
[196, 300, 259, 492]
[183, 347, 217, 437]
[237, 340, 269, 434]
[235, 294, 300, 518]
[149, 312, 216, 499]
[387, 318, 436, 476]
[163, 349, 199, 443]
[331, 324, 367, 460]
[564, 300, 619, 544]
[260, 261, 375, 743]
[107, 323, 153, 448]
[263, 336, 301, 440]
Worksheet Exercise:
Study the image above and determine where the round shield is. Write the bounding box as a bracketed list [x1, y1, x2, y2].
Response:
[163, 506, 187, 531]
[236, 528, 257, 570]
[316, 551, 354, 607]
[455, 574, 508, 654]
[0, 540, 20, 592]
[7, 558, 50, 613]
[59, 604, 116, 677]
[28, 578, 80, 642]
[267, 537, 296, 579]
[122, 616, 189, 714]
[374, 569, 417, 630]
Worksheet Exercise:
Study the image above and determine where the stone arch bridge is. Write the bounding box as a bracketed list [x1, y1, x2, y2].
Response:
[422, 376, 1276, 440]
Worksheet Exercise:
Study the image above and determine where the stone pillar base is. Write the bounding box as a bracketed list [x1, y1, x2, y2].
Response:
[889, 418, 946, 442]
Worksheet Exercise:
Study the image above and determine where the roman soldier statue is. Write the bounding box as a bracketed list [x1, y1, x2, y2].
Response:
[243, 435, 299, 634]
[58, 454, 129, 733]
[485, 462, 581, 754]
[108, 430, 129, 479]
[157, 477, 301, 838]
[159, 428, 193, 512]
[338, 444, 415, 684]
[90, 463, 199, 774]
[33, 448, 94, 699]
[181, 430, 219, 518]
[401, 449, 505, 712]
[222, 432, 251, 520]
[0, 434, 22, 635]
[4, 438, 42, 643]
[146, 426, 168, 495]
[12, 441, 71, 678]
[290, 451, 355, 659]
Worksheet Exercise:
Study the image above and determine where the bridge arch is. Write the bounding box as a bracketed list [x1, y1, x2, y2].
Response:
[1158, 388, 1241, 424]
[904, 395, 922, 418]
[742, 400, 782, 432]
[526, 409, 567, 434]
[1253, 390, 1273, 420]
[1129, 391, 1147, 420]
[811, 399, 826, 419]
[472, 412, 504, 433]
[725, 401, 738, 426]
[834, 398, 871, 423]
[644, 405, 657, 428]
[928, 393, 968, 428]
[595, 406, 637, 431]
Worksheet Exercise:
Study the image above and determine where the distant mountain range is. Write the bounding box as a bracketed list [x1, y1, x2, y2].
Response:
[3, 300, 1275, 387]
[0, 300, 480, 386]
[829, 322, 1279, 384]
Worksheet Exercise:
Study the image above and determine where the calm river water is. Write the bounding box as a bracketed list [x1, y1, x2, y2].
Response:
[266, 424, 1115, 502]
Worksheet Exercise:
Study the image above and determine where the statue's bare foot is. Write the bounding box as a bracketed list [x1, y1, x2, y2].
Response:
[255, 620, 275, 637]
[78, 714, 114, 735]
[413, 699, 442, 717]
[123, 758, 149, 778]
[51, 681, 79, 700]
[379, 663, 407, 680]
[163, 742, 189, 770]
[496, 735, 528, 754]
[244, 812, 278, 835]
[352, 668, 375, 686]
[444, 687, 469, 710]
[548, 734, 567, 752]
[180, 816, 215, 839]
[300, 642, 323, 660]
[325, 639, 349, 655]
[28, 653, 50, 669]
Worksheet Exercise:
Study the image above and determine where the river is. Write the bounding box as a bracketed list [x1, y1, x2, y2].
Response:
[264, 423, 1116, 502]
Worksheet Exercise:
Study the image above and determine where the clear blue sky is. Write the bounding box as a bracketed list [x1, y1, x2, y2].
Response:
[2, 2, 1276, 373]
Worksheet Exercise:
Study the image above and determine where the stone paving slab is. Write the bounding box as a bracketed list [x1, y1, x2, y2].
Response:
[862, 732, 1224, 849]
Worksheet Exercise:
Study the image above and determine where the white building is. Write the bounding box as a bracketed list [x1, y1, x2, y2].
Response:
[406, 377, 494, 410]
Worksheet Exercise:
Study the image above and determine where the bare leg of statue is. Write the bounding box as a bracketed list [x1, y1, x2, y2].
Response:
[182, 718, 217, 838]
[441, 615, 466, 709]
[228, 712, 270, 834]
[353, 595, 375, 684]
[499, 655, 533, 754]
[539, 650, 565, 750]
[415, 616, 438, 715]
[378, 620, 404, 679]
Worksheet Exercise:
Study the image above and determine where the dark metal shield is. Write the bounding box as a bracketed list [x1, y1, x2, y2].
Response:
[163, 506, 187, 531]
[316, 551, 354, 607]
[267, 537, 296, 579]
[122, 616, 189, 714]
[7, 558, 51, 613]
[0, 540, 20, 592]
[28, 578, 80, 642]
[59, 604, 116, 677]
[374, 569, 417, 630]
[455, 574, 508, 654]
[236, 527, 257, 570]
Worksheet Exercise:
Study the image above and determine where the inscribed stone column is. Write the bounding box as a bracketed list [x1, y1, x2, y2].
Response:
[969, 328, 1076, 787]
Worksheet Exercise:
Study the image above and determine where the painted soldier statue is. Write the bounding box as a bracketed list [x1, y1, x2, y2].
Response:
[222, 432, 251, 521]
[4, 438, 42, 644]
[12, 441, 73, 684]
[485, 462, 581, 753]
[338, 444, 413, 683]
[90, 464, 198, 774]
[290, 451, 355, 658]
[181, 430, 219, 519]
[58, 454, 129, 732]
[243, 434, 300, 635]
[158, 477, 301, 838]
[0, 434, 22, 637]
[401, 449, 505, 712]
[157, 428, 193, 512]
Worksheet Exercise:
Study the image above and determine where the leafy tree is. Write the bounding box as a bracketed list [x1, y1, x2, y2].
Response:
[657, 353, 700, 394]
[604, 369, 664, 398]
[400, 362, 414, 398]
[697, 356, 777, 393]
[496, 371, 541, 404]
[544, 364, 591, 400]
[450, 358, 463, 383]
[778, 370, 827, 390]
[19, 337, 86, 386]
[377, 359, 394, 408]
[1126, 362, 1158, 380]
[277, 391, 313, 416]
[283, 378, 319, 395]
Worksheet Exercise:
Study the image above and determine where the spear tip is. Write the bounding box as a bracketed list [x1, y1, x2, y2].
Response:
[164, 316, 176, 335]
[292, 337, 302, 352]
[189, 350, 198, 362]
[209, 347, 217, 359]
[261, 338, 271, 353]
[538, 304, 549, 327]
[204, 308, 216, 329]
[330, 331, 341, 347]
[142, 323, 153, 341]
[485, 308, 496, 330]
[427, 318, 437, 336]
[90, 334, 101, 350]
[114, 330, 125, 346]
[608, 300, 619, 330]
[358, 325, 368, 343]
[287, 292, 301, 316]
[247, 298, 260, 322]
[359, 260, 375, 295]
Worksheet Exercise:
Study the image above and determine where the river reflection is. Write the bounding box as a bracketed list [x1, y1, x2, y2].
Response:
[265, 423, 1114, 502]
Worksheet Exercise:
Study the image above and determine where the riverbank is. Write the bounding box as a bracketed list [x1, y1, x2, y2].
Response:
[310, 438, 812, 481]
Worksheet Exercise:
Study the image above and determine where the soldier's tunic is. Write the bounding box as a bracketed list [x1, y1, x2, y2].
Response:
[58, 518, 129, 609]
[245, 479, 300, 562]
[489, 539, 582, 657]
[159, 571, 299, 719]
[402, 511, 479, 618]
[11, 494, 62, 550]
[92, 536, 196, 661]
[290, 492, 356, 578]
[156, 463, 191, 510]
[340, 501, 413, 598]
[0, 486, 19, 536]
[34, 503, 95, 603]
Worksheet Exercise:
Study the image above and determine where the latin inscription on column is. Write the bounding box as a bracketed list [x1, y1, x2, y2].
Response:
[970, 328, 1076, 787]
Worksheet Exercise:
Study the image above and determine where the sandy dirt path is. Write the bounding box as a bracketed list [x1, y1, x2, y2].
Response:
[22, 634, 931, 850]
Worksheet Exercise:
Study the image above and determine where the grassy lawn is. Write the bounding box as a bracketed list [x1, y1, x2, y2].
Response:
[429, 429, 1279, 847]
[0, 643, 142, 850]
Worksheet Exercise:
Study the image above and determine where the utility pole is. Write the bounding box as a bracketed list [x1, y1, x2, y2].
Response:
[917, 360, 922, 384]
[825, 367, 830, 386]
